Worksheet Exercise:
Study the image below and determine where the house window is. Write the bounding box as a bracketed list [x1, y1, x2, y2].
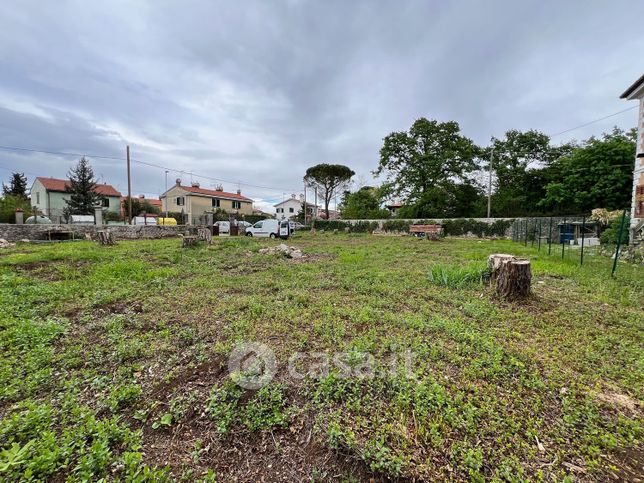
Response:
[212, 198, 220, 208]
[176, 196, 185, 206]
[232, 201, 241, 210]
[36, 192, 40, 204]
[289, 207, 294, 213]
[102, 198, 110, 208]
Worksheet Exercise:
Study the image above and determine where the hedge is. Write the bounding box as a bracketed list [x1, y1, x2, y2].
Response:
[312, 218, 513, 237]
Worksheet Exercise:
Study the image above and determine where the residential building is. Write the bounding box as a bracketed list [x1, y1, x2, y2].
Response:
[30, 177, 122, 221]
[620, 74, 644, 244]
[160, 179, 253, 224]
[274, 194, 317, 220]
[386, 202, 403, 216]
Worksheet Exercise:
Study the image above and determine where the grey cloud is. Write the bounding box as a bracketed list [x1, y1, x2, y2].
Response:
[1, 0, 643, 205]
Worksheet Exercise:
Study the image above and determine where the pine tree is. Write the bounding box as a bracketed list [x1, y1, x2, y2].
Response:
[2, 172, 28, 199]
[64, 157, 103, 216]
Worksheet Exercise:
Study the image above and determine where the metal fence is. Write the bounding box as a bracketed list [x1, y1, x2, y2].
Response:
[509, 210, 629, 277]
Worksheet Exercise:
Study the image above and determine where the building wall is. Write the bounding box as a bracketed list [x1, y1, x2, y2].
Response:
[161, 186, 253, 224]
[631, 97, 644, 228]
[30, 180, 120, 221]
[275, 198, 302, 220]
[0, 223, 192, 242]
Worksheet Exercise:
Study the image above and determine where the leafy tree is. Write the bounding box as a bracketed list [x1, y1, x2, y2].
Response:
[304, 164, 355, 219]
[0, 194, 32, 223]
[480, 130, 574, 216]
[2, 172, 28, 199]
[122, 197, 161, 216]
[397, 181, 485, 218]
[64, 157, 104, 217]
[541, 128, 635, 213]
[376, 118, 478, 217]
[340, 186, 390, 219]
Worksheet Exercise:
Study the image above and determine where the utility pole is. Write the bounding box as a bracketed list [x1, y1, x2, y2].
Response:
[487, 147, 494, 219]
[164, 170, 169, 218]
[126, 145, 132, 224]
[303, 181, 307, 226]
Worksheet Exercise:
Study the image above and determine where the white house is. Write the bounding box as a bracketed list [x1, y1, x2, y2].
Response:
[620, 74, 644, 244]
[30, 177, 122, 222]
[274, 194, 316, 220]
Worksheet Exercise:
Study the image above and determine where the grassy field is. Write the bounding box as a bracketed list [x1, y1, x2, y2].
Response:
[0, 234, 642, 481]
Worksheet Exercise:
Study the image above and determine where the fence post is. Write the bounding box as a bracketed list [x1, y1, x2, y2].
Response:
[538, 219, 542, 251]
[561, 217, 566, 260]
[524, 219, 528, 246]
[611, 209, 628, 278]
[548, 217, 553, 255]
[580, 216, 586, 266]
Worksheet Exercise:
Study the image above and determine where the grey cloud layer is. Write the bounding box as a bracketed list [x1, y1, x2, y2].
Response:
[1, 0, 642, 203]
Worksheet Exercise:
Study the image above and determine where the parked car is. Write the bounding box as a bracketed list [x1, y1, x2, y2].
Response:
[132, 216, 157, 225]
[245, 219, 282, 238]
[214, 221, 231, 234]
[25, 215, 53, 224]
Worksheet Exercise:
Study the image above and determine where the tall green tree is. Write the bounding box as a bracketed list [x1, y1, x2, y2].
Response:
[2, 172, 28, 199]
[64, 157, 104, 217]
[304, 164, 355, 219]
[376, 118, 479, 217]
[541, 128, 635, 213]
[481, 130, 574, 216]
[340, 186, 390, 219]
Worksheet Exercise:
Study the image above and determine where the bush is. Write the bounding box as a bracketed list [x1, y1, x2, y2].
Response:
[600, 214, 630, 245]
[442, 219, 512, 238]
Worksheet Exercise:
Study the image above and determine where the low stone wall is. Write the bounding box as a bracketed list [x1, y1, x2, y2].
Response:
[0, 224, 193, 242]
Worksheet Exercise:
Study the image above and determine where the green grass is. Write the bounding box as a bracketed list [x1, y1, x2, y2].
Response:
[0, 234, 642, 481]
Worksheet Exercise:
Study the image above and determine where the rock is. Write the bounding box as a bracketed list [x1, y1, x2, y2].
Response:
[0, 238, 15, 249]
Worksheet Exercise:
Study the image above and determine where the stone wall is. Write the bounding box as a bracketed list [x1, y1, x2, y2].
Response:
[0, 224, 193, 242]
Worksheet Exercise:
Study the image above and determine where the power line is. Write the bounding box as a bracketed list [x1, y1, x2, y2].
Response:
[0, 144, 300, 193]
[549, 105, 638, 138]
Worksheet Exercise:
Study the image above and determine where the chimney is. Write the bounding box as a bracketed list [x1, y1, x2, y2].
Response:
[237, 189, 242, 195]
[291, 194, 296, 199]
[215, 184, 223, 191]
[175, 178, 181, 186]
[191, 182, 200, 188]
[139, 194, 145, 199]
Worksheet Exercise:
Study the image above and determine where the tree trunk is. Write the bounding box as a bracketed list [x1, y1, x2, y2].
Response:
[496, 259, 531, 300]
[96, 230, 115, 246]
[197, 228, 213, 245]
[487, 254, 516, 283]
[182, 236, 199, 248]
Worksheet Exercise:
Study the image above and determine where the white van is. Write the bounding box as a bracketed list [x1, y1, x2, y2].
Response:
[245, 219, 280, 238]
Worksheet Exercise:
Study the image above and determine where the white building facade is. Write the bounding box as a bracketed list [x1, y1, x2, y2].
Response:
[620, 74, 644, 244]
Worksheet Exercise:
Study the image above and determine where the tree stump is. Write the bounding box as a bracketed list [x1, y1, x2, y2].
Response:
[197, 228, 213, 245]
[96, 230, 115, 246]
[487, 254, 516, 283]
[496, 259, 532, 299]
[182, 236, 199, 248]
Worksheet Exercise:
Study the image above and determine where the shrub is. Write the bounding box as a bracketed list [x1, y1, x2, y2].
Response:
[600, 214, 630, 245]
[312, 220, 378, 233]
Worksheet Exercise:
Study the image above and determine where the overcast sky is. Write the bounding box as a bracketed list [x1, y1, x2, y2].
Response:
[1, 0, 643, 212]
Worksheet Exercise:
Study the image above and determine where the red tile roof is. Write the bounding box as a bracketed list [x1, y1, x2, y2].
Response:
[36, 177, 122, 197]
[179, 185, 253, 202]
[387, 202, 403, 208]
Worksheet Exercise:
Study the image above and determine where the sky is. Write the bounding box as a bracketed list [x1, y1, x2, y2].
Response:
[1, 0, 643, 213]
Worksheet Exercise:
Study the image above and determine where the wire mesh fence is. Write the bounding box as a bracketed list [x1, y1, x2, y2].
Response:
[509, 210, 630, 277]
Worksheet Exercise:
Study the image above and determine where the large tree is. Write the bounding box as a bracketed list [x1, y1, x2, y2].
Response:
[64, 157, 104, 217]
[340, 186, 390, 219]
[2, 172, 28, 199]
[540, 128, 635, 213]
[376, 118, 478, 217]
[480, 130, 574, 216]
[304, 164, 355, 219]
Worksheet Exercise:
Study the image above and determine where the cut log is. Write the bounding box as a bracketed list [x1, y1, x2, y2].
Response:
[197, 228, 213, 245]
[96, 230, 115, 246]
[182, 236, 199, 248]
[496, 259, 531, 299]
[487, 254, 516, 283]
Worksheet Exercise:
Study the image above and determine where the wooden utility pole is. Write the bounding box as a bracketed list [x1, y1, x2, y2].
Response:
[303, 181, 307, 226]
[126, 145, 132, 224]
